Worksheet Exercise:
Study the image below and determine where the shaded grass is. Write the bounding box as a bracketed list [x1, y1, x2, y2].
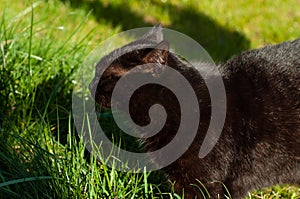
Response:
[58, 0, 251, 61]
[0, 0, 299, 198]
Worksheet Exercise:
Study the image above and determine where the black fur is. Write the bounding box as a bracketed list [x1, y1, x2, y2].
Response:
[89, 26, 300, 198]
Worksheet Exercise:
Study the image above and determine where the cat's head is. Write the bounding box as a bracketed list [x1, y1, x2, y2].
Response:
[89, 25, 170, 107]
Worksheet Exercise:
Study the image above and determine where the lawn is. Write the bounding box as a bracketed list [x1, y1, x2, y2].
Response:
[0, 0, 299, 198]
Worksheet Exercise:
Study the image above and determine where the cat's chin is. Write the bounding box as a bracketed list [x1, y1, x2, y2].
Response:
[99, 103, 111, 109]
[94, 95, 112, 109]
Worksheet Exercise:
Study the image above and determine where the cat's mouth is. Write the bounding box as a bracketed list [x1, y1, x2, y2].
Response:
[89, 78, 112, 108]
[95, 93, 112, 108]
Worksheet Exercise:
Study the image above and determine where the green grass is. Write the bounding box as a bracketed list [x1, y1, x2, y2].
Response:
[0, 0, 299, 198]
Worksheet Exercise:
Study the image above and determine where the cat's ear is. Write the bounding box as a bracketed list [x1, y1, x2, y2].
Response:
[142, 24, 163, 43]
[143, 40, 169, 65]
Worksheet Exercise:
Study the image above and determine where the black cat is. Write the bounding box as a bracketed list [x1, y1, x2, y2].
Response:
[89, 25, 300, 198]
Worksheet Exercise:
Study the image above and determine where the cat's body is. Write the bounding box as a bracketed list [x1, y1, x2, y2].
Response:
[89, 25, 300, 198]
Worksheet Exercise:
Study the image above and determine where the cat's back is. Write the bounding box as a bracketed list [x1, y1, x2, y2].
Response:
[222, 38, 300, 106]
[221, 38, 300, 151]
[222, 38, 300, 81]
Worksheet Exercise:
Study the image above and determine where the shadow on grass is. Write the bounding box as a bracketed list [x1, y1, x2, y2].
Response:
[59, 0, 250, 61]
